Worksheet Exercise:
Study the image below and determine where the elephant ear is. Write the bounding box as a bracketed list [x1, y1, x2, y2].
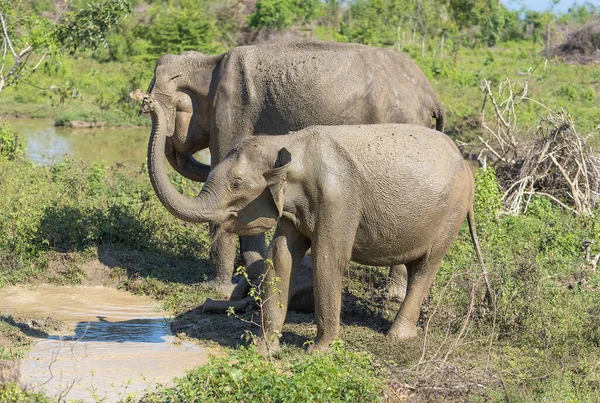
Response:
[263, 148, 292, 218]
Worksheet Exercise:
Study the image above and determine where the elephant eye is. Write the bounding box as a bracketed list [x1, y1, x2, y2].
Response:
[231, 178, 244, 191]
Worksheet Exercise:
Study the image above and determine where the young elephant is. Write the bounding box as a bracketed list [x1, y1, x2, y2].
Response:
[146, 103, 483, 352]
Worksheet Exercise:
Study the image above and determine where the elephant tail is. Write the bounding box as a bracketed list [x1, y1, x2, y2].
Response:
[467, 207, 495, 310]
[434, 103, 445, 132]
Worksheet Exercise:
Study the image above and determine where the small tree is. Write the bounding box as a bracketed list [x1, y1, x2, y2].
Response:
[248, 0, 323, 30]
[0, 0, 131, 92]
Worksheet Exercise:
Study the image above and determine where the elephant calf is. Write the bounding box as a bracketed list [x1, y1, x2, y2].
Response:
[144, 95, 483, 353]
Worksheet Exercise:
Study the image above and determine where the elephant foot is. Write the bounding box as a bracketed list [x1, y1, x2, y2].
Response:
[256, 335, 280, 358]
[229, 277, 251, 301]
[206, 279, 237, 299]
[202, 296, 254, 314]
[387, 317, 419, 340]
[305, 335, 337, 354]
[305, 342, 330, 355]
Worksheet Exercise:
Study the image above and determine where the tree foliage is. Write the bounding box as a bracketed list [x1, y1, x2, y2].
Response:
[0, 0, 130, 91]
[136, 7, 226, 55]
[54, 0, 131, 54]
[248, 0, 323, 30]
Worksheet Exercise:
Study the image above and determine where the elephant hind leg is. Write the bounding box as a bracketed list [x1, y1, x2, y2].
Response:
[209, 225, 238, 286]
[387, 254, 442, 340]
[387, 264, 407, 301]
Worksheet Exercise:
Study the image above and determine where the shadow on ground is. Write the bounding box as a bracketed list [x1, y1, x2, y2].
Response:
[38, 204, 212, 285]
[0, 316, 52, 340]
[169, 281, 419, 366]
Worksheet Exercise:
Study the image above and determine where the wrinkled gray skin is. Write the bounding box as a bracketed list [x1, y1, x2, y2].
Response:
[143, 98, 483, 353]
[145, 40, 445, 304]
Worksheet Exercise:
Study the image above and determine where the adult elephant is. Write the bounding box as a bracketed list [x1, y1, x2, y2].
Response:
[140, 39, 445, 301]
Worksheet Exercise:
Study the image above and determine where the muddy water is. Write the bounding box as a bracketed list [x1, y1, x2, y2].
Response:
[5, 118, 210, 167]
[0, 285, 214, 402]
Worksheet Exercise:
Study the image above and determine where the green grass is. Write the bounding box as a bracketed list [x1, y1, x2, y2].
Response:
[2, 40, 600, 399]
[0, 383, 52, 403]
[405, 41, 600, 146]
[134, 344, 384, 403]
[0, 56, 152, 126]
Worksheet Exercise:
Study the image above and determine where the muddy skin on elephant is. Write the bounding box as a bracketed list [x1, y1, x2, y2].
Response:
[142, 40, 443, 302]
[143, 98, 484, 354]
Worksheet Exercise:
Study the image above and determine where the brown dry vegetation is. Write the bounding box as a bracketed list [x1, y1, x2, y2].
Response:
[544, 21, 600, 64]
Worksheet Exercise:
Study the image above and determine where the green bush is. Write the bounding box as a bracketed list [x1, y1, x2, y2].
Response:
[137, 343, 384, 402]
[556, 84, 580, 101]
[0, 122, 24, 160]
[580, 86, 596, 102]
[0, 124, 210, 288]
[0, 383, 50, 403]
[248, 0, 322, 30]
[473, 167, 502, 227]
[135, 7, 226, 56]
[434, 168, 600, 401]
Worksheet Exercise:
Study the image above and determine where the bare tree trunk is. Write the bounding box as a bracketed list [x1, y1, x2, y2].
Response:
[440, 33, 445, 59]
[421, 31, 425, 59]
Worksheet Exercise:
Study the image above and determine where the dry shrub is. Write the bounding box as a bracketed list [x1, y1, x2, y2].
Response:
[384, 272, 502, 402]
[479, 78, 600, 216]
[543, 21, 600, 64]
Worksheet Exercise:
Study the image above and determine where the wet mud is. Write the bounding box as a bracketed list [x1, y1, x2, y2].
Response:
[0, 285, 215, 402]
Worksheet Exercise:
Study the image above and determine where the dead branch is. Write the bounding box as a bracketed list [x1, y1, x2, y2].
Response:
[479, 78, 600, 216]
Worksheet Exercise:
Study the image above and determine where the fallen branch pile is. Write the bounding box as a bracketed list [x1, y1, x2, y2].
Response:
[543, 22, 600, 64]
[479, 78, 600, 216]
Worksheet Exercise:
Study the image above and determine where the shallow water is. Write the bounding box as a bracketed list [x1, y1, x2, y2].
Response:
[0, 285, 214, 402]
[5, 118, 210, 167]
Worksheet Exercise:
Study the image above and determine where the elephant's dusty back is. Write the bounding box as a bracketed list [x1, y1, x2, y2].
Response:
[219, 42, 443, 132]
[312, 124, 466, 188]
[371, 49, 444, 128]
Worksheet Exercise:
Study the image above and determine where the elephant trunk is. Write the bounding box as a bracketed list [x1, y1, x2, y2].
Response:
[166, 151, 211, 183]
[146, 94, 216, 223]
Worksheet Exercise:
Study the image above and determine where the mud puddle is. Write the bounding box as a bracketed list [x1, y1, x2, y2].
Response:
[0, 285, 214, 402]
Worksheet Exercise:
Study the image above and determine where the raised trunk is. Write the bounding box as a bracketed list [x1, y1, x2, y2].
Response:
[147, 102, 216, 223]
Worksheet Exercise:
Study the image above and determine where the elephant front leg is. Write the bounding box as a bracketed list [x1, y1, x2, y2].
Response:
[208, 224, 238, 297]
[258, 221, 310, 357]
[307, 222, 355, 353]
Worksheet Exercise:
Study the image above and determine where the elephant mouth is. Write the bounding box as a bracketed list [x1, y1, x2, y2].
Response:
[221, 214, 276, 236]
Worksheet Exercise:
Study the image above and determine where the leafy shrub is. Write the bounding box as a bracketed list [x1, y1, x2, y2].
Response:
[0, 130, 209, 287]
[0, 383, 50, 403]
[249, 0, 323, 30]
[135, 8, 226, 56]
[473, 167, 502, 227]
[556, 84, 596, 102]
[0, 122, 24, 159]
[556, 84, 579, 101]
[137, 343, 384, 402]
[432, 167, 600, 400]
[580, 86, 596, 102]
